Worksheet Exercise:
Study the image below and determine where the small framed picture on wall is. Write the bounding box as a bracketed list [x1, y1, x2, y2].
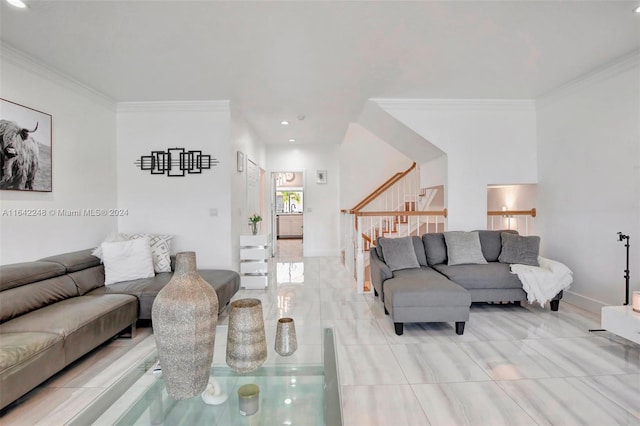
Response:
[237, 151, 245, 172]
[316, 170, 327, 184]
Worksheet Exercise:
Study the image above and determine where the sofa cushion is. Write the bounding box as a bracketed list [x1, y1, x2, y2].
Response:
[498, 232, 540, 266]
[38, 249, 101, 273]
[0, 331, 63, 371]
[475, 230, 518, 262]
[102, 238, 155, 285]
[0, 262, 66, 292]
[0, 275, 79, 323]
[68, 265, 106, 295]
[0, 331, 66, 410]
[444, 231, 487, 266]
[0, 294, 138, 364]
[377, 237, 420, 271]
[88, 269, 240, 319]
[422, 233, 447, 266]
[385, 267, 471, 308]
[432, 262, 523, 290]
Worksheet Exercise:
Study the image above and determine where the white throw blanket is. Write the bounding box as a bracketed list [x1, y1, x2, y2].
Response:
[510, 256, 573, 307]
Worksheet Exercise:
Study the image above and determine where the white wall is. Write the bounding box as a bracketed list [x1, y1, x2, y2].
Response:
[537, 53, 640, 312]
[0, 46, 118, 264]
[267, 144, 340, 257]
[420, 155, 448, 202]
[339, 123, 413, 209]
[231, 110, 267, 266]
[379, 100, 538, 231]
[116, 102, 233, 270]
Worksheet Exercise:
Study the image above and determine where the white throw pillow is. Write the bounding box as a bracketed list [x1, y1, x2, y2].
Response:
[92, 232, 129, 260]
[102, 238, 155, 285]
[126, 233, 173, 273]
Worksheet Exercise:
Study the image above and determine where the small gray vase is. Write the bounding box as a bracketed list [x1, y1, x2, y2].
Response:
[151, 251, 218, 400]
[274, 317, 297, 356]
[226, 298, 267, 373]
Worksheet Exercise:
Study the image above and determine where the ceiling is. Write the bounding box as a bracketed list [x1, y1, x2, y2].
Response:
[1, 1, 639, 146]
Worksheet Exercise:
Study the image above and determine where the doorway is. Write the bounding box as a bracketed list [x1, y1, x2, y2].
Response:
[271, 171, 304, 259]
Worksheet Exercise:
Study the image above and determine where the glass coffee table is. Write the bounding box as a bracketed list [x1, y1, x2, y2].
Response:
[68, 328, 341, 426]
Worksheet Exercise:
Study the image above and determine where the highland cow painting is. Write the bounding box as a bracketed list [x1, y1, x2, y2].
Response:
[0, 99, 52, 192]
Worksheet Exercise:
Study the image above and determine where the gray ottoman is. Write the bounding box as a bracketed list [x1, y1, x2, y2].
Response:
[383, 267, 471, 335]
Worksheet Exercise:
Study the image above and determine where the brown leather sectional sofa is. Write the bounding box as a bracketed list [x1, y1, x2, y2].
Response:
[0, 249, 240, 410]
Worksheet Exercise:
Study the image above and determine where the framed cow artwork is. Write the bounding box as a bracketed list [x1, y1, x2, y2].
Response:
[0, 99, 52, 192]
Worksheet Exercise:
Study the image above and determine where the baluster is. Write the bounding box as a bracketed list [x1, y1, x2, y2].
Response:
[356, 216, 364, 294]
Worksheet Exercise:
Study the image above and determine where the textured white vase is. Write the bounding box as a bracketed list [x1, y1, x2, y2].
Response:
[151, 251, 218, 400]
[226, 298, 267, 373]
[274, 317, 297, 356]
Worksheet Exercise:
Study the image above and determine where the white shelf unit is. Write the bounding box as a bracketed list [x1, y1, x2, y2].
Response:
[240, 234, 270, 289]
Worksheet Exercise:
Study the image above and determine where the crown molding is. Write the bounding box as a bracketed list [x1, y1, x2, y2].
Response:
[117, 101, 230, 113]
[537, 49, 640, 107]
[0, 42, 116, 110]
[373, 98, 536, 112]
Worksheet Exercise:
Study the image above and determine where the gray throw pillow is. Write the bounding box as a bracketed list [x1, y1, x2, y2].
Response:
[422, 233, 448, 266]
[443, 231, 488, 266]
[378, 237, 421, 272]
[474, 229, 517, 262]
[498, 232, 540, 266]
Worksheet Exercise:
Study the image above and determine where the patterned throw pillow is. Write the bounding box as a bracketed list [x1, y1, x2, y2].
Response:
[127, 233, 173, 273]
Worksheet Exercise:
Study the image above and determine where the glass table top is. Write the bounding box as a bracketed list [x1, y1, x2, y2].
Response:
[69, 328, 341, 426]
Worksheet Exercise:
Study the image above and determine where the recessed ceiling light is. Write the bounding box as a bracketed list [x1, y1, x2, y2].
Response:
[288, 138, 296, 142]
[635, 5, 640, 13]
[281, 120, 289, 126]
[6, 0, 27, 8]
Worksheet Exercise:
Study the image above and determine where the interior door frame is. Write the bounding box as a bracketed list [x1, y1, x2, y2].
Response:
[270, 169, 305, 257]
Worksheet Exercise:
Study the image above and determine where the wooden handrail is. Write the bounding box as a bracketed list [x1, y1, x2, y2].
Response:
[353, 209, 446, 231]
[362, 233, 373, 244]
[348, 162, 417, 213]
[355, 208, 447, 218]
[487, 208, 536, 218]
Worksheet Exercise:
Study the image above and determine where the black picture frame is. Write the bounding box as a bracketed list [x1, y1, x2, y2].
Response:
[0, 98, 53, 192]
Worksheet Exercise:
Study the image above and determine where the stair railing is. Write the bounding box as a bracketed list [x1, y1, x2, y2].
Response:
[340, 162, 448, 293]
[351, 209, 447, 293]
[487, 208, 536, 235]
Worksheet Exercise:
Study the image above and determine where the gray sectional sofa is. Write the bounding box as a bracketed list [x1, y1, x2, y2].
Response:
[0, 249, 240, 410]
[370, 230, 563, 335]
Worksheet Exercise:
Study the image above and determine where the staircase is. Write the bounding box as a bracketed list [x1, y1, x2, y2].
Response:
[340, 163, 447, 293]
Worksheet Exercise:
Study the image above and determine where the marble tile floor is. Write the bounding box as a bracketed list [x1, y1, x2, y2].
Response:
[2, 253, 640, 425]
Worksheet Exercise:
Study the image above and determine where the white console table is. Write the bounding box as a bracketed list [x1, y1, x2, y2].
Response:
[601, 305, 640, 344]
[240, 234, 271, 289]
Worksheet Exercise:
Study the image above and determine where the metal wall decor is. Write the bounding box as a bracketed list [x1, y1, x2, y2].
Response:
[134, 147, 219, 177]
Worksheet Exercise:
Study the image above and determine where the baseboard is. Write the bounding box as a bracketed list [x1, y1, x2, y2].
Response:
[562, 290, 607, 315]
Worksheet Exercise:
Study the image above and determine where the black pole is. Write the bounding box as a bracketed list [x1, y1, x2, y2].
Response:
[589, 232, 632, 333]
[618, 232, 630, 306]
